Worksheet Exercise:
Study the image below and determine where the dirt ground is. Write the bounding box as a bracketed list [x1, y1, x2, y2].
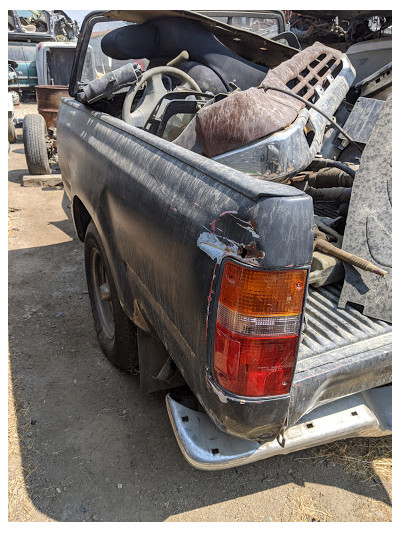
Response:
[8, 102, 392, 522]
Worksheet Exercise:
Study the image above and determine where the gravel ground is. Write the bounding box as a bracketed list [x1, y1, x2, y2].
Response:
[8, 102, 392, 522]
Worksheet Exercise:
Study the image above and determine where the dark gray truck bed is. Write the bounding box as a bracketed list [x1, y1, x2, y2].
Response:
[57, 9, 391, 469]
[291, 284, 391, 425]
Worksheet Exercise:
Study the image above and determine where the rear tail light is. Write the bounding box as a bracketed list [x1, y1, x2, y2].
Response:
[213, 261, 307, 397]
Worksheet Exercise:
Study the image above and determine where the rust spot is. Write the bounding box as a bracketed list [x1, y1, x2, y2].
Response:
[237, 241, 265, 260]
[36, 85, 69, 130]
[248, 219, 257, 230]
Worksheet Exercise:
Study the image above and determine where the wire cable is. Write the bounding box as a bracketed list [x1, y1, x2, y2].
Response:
[313, 157, 356, 179]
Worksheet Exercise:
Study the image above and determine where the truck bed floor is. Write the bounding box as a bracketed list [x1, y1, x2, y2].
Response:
[288, 284, 391, 425]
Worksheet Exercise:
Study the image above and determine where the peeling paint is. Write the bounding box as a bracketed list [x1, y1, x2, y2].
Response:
[237, 242, 265, 260]
[198, 232, 265, 268]
[237, 223, 260, 239]
[197, 232, 239, 264]
[210, 211, 261, 240]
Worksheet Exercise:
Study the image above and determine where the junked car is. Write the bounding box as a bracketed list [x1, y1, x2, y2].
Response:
[8, 10, 79, 43]
[8, 42, 38, 97]
[57, 10, 391, 470]
[8, 10, 79, 99]
[23, 43, 96, 176]
[286, 10, 392, 50]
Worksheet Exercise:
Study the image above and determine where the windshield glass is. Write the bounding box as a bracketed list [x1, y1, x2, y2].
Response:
[16, 10, 42, 19]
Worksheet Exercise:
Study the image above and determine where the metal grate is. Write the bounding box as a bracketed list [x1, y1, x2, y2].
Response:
[286, 52, 343, 103]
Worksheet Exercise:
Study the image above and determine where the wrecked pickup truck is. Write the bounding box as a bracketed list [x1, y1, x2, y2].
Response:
[57, 10, 392, 470]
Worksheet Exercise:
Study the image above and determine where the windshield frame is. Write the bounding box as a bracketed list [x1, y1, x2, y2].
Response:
[69, 9, 298, 98]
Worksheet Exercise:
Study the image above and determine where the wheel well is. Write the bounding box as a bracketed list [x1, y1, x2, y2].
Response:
[72, 196, 92, 241]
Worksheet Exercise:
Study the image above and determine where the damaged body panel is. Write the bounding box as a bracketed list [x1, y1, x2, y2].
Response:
[58, 9, 391, 469]
[58, 99, 313, 441]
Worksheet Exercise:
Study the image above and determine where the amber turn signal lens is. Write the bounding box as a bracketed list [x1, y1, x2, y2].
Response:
[218, 261, 307, 317]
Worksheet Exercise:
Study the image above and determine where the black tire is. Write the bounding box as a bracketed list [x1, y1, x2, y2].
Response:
[23, 114, 51, 175]
[84, 220, 139, 371]
[8, 118, 16, 144]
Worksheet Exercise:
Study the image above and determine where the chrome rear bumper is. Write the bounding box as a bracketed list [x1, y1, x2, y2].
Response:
[166, 385, 391, 470]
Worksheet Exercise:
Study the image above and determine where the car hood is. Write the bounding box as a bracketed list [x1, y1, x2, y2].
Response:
[104, 10, 298, 67]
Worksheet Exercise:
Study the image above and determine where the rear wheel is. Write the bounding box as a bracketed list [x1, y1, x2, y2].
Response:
[84, 221, 138, 371]
[23, 114, 51, 175]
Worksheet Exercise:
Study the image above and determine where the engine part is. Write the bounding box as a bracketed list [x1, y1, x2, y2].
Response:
[313, 227, 387, 278]
[313, 215, 343, 242]
[310, 157, 356, 179]
[308, 167, 354, 188]
[197, 42, 348, 158]
[212, 44, 355, 182]
[261, 84, 362, 153]
[308, 187, 352, 204]
[77, 63, 142, 104]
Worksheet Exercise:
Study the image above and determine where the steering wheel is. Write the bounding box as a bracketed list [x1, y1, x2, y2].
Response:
[122, 66, 201, 128]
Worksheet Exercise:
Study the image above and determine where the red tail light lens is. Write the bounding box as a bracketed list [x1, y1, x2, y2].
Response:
[213, 261, 306, 397]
